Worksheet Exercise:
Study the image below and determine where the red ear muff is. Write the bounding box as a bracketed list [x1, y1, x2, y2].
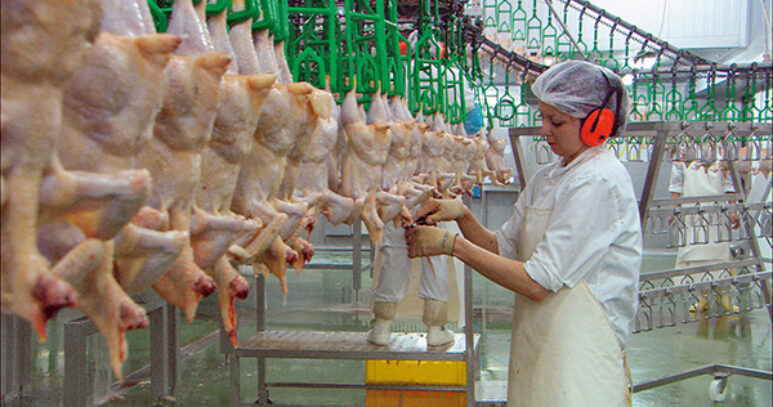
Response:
[581, 107, 615, 147]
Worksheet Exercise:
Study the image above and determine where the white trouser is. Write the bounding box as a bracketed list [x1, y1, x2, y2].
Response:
[372, 221, 449, 303]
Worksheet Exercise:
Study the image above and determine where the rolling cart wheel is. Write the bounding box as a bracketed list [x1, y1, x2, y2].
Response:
[708, 377, 728, 402]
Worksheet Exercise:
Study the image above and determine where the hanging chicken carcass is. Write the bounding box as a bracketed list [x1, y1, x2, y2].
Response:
[1, 0, 105, 339]
[195, 1, 278, 346]
[295, 79, 362, 227]
[52, 0, 196, 375]
[485, 128, 514, 185]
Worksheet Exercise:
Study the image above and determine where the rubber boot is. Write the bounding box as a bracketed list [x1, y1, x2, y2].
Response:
[423, 299, 454, 346]
[367, 302, 396, 346]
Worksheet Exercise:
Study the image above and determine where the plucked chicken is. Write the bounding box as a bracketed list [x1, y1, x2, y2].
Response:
[1, 0, 103, 338]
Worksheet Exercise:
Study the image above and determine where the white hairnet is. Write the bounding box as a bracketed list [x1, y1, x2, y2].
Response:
[531, 60, 630, 138]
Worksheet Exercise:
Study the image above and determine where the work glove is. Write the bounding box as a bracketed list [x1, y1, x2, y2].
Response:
[405, 225, 457, 258]
[413, 198, 467, 225]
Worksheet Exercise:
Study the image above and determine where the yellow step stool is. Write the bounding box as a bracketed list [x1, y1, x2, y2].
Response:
[366, 360, 466, 386]
[365, 389, 466, 407]
[365, 360, 467, 406]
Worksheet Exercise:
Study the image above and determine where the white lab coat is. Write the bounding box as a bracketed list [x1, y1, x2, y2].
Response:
[495, 146, 642, 347]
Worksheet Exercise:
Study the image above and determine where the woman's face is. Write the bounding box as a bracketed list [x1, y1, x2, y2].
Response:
[538, 102, 585, 161]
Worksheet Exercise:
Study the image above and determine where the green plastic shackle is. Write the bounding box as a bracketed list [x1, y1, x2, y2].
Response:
[541, 6, 558, 56]
[526, 0, 543, 54]
[682, 66, 700, 121]
[515, 67, 533, 127]
[621, 27, 635, 71]
[497, 0, 513, 33]
[555, 1, 573, 60]
[589, 12, 604, 63]
[721, 64, 741, 121]
[664, 70, 683, 121]
[497, 60, 516, 125]
[604, 18, 620, 71]
[700, 65, 719, 121]
[574, 3, 589, 59]
[512, 0, 527, 46]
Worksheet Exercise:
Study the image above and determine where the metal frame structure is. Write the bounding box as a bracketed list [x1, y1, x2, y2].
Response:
[63, 295, 180, 407]
[225, 211, 480, 407]
[1, 295, 182, 407]
[1, 314, 31, 404]
[510, 120, 772, 401]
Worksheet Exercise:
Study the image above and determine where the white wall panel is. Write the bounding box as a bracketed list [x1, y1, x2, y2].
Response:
[589, 0, 750, 49]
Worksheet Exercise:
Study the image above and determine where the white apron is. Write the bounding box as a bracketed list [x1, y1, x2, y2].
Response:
[676, 162, 731, 266]
[507, 206, 632, 407]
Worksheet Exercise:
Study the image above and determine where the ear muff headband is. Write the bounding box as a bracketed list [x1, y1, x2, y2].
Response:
[580, 69, 623, 147]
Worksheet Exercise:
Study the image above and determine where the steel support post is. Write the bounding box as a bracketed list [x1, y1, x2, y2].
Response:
[166, 305, 180, 394]
[64, 317, 96, 407]
[352, 221, 362, 303]
[150, 305, 168, 399]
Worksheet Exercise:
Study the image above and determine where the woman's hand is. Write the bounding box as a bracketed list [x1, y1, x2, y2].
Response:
[405, 225, 457, 258]
[413, 199, 467, 225]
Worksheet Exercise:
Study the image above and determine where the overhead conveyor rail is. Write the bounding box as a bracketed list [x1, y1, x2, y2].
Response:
[472, 0, 772, 129]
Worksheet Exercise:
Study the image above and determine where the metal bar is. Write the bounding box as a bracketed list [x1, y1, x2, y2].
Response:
[649, 195, 746, 206]
[167, 305, 180, 394]
[478, 37, 547, 75]
[462, 196, 475, 407]
[150, 306, 168, 398]
[462, 196, 476, 407]
[64, 319, 89, 407]
[647, 203, 768, 217]
[714, 364, 773, 380]
[509, 130, 530, 188]
[633, 364, 717, 392]
[235, 348, 469, 361]
[257, 357, 268, 405]
[229, 353, 241, 407]
[638, 123, 668, 227]
[257, 274, 266, 332]
[1, 314, 13, 401]
[303, 263, 358, 270]
[482, 186, 489, 229]
[352, 221, 362, 303]
[465, 268, 475, 406]
[639, 272, 772, 299]
[640, 259, 760, 281]
[14, 318, 31, 394]
[634, 364, 773, 393]
[263, 382, 467, 391]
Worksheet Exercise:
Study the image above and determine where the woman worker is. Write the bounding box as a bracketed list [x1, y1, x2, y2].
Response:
[405, 60, 643, 407]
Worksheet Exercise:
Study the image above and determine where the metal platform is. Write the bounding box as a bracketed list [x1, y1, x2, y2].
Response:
[229, 330, 481, 406]
[227, 207, 481, 406]
[236, 330, 479, 361]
